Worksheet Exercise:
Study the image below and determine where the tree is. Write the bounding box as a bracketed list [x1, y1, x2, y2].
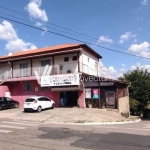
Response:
[119, 67, 150, 112]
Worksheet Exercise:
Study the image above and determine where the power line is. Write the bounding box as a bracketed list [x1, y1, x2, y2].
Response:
[0, 4, 130, 50]
[0, 11, 103, 42]
[0, 15, 149, 59]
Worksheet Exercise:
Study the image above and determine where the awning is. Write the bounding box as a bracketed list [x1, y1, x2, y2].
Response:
[51, 86, 82, 91]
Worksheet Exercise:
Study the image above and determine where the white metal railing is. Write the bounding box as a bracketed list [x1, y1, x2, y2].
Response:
[13, 68, 31, 78]
[0, 62, 99, 81]
[0, 70, 12, 81]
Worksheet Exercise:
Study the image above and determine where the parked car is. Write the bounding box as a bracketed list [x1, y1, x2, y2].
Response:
[23, 96, 55, 112]
[142, 109, 150, 119]
[0, 97, 19, 110]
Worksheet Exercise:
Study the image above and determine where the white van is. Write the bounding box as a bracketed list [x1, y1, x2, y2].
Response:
[23, 96, 55, 112]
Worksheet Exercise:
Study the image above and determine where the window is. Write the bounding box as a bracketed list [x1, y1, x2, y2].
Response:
[41, 87, 51, 91]
[41, 60, 51, 66]
[25, 98, 35, 102]
[72, 56, 78, 61]
[95, 62, 98, 69]
[23, 82, 33, 91]
[38, 97, 44, 101]
[20, 63, 28, 77]
[64, 57, 69, 62]
[43, 97, 51, 101]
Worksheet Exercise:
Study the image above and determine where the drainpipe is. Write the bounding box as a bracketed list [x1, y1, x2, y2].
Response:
[127, 82, 131, 117]
[80, 79, 85, 108]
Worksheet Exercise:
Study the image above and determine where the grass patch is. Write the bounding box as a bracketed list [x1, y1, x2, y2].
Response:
[75, 120, 86, 123]
[116, 120, 124, 122]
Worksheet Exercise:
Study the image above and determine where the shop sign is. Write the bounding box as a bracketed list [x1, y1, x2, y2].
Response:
[41, 73, 79, 87]
[85, 88, 91, 98]
[93, 89, 99, 99]
[100, 82, 114, 86]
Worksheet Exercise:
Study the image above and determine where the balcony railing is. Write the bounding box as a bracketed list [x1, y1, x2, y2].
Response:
[0, 62, 99, 81]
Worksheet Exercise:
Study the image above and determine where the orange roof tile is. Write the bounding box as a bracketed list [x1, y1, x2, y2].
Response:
[0, 43, 102, 62]
[0, 43, 80, 59]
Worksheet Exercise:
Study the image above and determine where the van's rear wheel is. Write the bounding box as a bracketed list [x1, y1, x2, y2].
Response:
[37, 106, 42, 112]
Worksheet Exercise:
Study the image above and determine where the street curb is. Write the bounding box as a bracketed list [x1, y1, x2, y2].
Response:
[43, 118, 141, 125]
[82, 118, 141, 125]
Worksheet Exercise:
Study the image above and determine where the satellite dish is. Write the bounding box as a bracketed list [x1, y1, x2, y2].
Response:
[8, 53, 13, 56]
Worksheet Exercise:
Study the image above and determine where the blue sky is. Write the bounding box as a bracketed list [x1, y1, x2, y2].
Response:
[0, 0, 150, 78]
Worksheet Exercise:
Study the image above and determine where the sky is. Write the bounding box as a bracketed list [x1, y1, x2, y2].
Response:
[0, 0, 150, 79]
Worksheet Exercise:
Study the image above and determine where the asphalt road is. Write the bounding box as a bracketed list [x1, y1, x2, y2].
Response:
[0, 119, 150, 150]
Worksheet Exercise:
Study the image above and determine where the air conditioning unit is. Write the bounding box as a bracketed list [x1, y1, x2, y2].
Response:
[67, 70, 71, 73]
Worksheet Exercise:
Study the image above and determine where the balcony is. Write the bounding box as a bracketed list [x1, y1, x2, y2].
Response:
[0, 62, 99, 82]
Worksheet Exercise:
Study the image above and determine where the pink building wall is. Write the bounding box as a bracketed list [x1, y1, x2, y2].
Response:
[9, 80, 60, 107]
[1, 80, 85, 108]
[0, 86, 9, 97]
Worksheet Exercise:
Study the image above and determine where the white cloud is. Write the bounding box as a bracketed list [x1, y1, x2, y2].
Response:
[98, 36, 113, 44]
[0, 20, 17, 40]
[120, 68, 126, 72]
[131, 62, 150, 72]
[122, 63, 125, 67]
[133, 39, 137, 43]
[128, 42, 150, 58]
[119, 31, 137, 43]
[35, 22, 43, 27]
[41, 27, 47, 36]
[25, 0, 48, 22]
[141, 0, 148, 6]
[99, 61, 119, 79]
[6, 39, 37, 52]
[0, 20, 37, 52]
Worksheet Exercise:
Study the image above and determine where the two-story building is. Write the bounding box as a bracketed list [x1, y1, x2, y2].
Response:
[0, 44, 101, 108]
[0, 43, 130, 116]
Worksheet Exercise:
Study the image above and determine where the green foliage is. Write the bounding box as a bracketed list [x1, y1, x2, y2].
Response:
[101, 98, 105, 106]
[119, 67, 150, 114]
[145, 101, 150, 108]
[86, 99, 92, 104]
[129, 99, 140, 115]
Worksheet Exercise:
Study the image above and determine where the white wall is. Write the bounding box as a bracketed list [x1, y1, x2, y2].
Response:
[79, 48, 100, 76]
[54, 53, 78, 74]
[118, 96, 130, 116]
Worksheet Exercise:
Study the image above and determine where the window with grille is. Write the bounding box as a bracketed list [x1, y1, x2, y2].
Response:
[23, 82, 33, 91]
[72, 56, 78, 61]
[64, 57, 69, 62]
[41, 60, 51, 66]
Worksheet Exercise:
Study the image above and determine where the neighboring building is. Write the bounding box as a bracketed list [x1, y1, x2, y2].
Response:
[0, 43, 130, 116]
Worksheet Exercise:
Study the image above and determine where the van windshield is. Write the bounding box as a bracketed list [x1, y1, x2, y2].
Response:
[25, 98, 35, 102]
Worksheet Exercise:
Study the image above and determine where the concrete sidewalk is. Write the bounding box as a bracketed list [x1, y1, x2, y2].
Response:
[0, 107, 140, 124]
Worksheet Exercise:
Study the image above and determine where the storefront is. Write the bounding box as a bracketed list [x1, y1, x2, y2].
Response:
[41, 73, 85, 108]
[83, 76, 130, 115]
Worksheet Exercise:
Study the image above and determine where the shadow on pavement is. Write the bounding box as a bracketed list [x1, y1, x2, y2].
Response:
[38, 127, 150, 150]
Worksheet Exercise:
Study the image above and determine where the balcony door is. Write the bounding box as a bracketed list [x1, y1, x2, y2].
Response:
[41, 60, 51, 76]
[20, 63, 28, 77]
